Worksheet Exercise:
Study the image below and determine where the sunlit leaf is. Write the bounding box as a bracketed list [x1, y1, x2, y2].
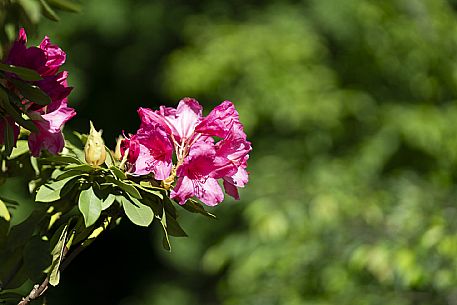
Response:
[49, 225, 67, 286]
[0, 199, 10, 222]
[7, 140, 30, 159]
[101, 194, 115, 210]
[78, 187, 102, 227]
[119, 195, 153, 227]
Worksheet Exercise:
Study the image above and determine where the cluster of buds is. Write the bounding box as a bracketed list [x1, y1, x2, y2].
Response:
[121, 98, 252, 206]
[0, 28, 75, 156]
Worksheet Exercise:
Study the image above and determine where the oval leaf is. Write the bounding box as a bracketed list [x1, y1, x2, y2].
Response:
[120, 196, 154, 227]
[78, 187, 102, 227]
[9, 79, 51, 105]
[0, 63, 41, 81]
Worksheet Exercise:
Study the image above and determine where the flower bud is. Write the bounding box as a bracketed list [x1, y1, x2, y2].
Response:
[84, 121, 106, 166]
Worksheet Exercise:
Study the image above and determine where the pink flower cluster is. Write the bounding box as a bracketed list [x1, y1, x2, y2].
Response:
[0, 28, 75, 156]
[121, 98, 252, 206]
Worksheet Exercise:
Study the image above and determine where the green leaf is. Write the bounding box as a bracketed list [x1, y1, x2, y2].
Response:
[119, 196, 154, 227]
[47, 0, 82, 12]
[105, 146, 115, 167]
[72, 131, 88, 145]
[59, 176, 81, 198]
[0, 89, 38, 132]
[110, 166, 126, 180]
[36, 179, 68, 203]
[0, 199, 10, 222]
[78, 187, 102, 227]
[106, 176, 142, 199]
[159, 215, 171, 251]
[181, 198, 216, 219]
[56, 169, 87, 181]
[163, 213, 187, 237]
[41, 155, 83, 165]
[101, 194, 115, 210]
[8, 140, 29, 159]
[49, 225, 67, 286]
[9, 79, 51, 106]
[36, 183, 62, 203]
[39, 0, 60, 21]
[136, 184, 164, 199]
[2, 119, 15, 156]
[64, 163, 94, 172]
[0, 63, 41, 81]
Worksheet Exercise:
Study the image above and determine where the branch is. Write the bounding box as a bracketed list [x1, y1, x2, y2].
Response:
[17, 278, 49, 305]
[16, 245, 69, 305]
[16, 219, 110, 305]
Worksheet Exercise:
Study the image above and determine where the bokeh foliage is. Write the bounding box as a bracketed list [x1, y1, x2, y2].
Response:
[5, 0, 457, 304]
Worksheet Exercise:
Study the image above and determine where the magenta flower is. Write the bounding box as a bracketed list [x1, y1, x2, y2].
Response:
[215, 123, 252, 199]
[139, 97, 202, 140]
[121, 126, 173, 180]
[28, 99, 76, 156]
[171, 141, 235, 206]
[130, 97, 251, 205]
[2, 28, 75, 156]
[6, 28, 66, 77]
[195, 100, 240, 138]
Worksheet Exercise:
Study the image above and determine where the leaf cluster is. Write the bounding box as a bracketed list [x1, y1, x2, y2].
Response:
[0, 128, 215, 303]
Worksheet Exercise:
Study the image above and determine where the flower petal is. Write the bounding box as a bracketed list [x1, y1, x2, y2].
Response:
[170, 176, 195, 205]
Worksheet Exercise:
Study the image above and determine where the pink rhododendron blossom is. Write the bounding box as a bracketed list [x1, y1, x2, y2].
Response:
[28, 99, 76, 156]
[215, 123, 252, 199]
[121, 126, 173, 180]
[35, 71, 73, 108]
[125, 98, 251, 205]
[139, 97, 202, 143]
[171, 142, 234, 206]
[6, 28, 66, 77]
[2, 28, 75, 155]
[195, 101, 240, 138]
[223, 157, 249, 200]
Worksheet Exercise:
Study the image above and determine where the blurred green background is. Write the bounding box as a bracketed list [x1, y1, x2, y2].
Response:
[9, 0, 457, 304]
